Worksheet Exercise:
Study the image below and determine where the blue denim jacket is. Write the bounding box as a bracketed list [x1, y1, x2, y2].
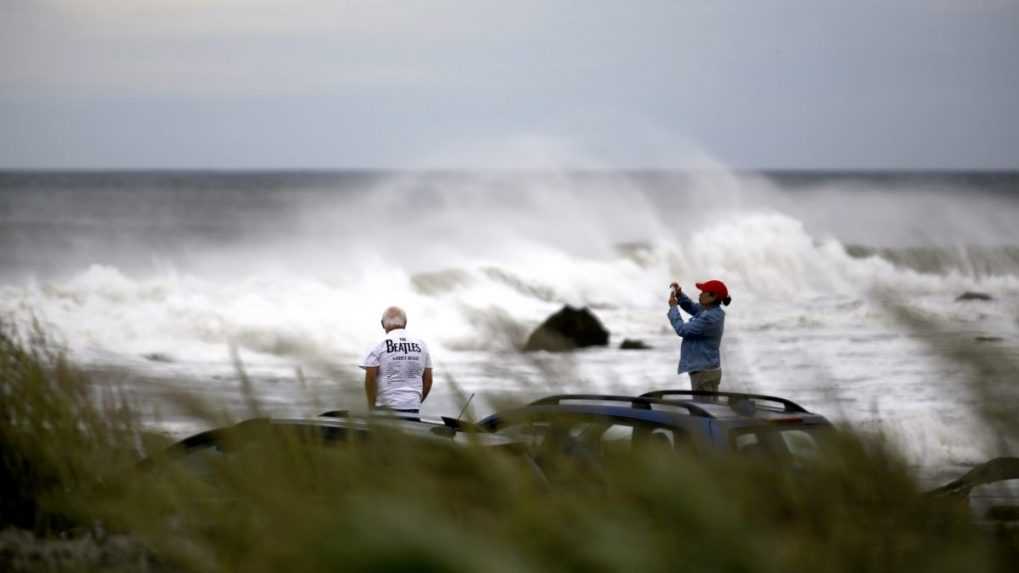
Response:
[667, 292, 725, 374]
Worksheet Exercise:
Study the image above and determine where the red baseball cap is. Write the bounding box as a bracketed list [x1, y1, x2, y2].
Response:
[695, 280, 729, 300]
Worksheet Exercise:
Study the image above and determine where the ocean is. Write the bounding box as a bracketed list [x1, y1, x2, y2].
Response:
[2, 170, 1018, 481]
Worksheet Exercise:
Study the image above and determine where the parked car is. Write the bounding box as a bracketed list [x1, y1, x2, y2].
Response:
[141, 411, 520, 479]
[478, 390, 835, 467]
[928, 457, 1019, 529]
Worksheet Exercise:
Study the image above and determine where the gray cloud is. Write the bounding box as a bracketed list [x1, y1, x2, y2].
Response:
[2, 0, 1018, 169]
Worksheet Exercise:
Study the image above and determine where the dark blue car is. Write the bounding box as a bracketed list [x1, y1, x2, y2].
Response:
[479, 390, 834, 464]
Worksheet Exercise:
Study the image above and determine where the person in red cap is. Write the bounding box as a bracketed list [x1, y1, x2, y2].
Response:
[667, 280, 732, 398]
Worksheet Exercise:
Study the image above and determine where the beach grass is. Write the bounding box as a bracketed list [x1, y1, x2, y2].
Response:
[2, 318, 1017, 572]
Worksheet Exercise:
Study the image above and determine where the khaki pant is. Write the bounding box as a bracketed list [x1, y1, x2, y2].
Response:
[690, 369, 722, 401]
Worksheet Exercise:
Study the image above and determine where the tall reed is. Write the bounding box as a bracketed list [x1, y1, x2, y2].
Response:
[1, 317, 1016, 572]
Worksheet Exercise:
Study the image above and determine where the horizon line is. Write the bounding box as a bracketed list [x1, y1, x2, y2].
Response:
[2, 167, 1018, 176]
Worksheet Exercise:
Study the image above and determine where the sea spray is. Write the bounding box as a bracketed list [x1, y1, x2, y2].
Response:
[1, 171, 1018, 472]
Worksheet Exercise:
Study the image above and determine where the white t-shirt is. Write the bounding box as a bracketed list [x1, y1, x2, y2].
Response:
[358, 329, 432, 410]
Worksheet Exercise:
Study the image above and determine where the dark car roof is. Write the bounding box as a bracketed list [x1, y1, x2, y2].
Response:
[640, 390, 831, 425]
[480, 391, 831, 429]
[163, 411, 516, 458]
[277, 413, 517, 447]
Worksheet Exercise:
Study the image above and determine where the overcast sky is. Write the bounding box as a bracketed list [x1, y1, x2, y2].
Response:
[1, 0, 1017, 170]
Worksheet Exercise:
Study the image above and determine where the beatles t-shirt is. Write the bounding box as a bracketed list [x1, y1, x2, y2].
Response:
[359, 329, 432, 410]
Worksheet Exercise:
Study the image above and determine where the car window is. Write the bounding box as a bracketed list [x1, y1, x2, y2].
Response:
[498, 421, 551, 449]
[647, 428, 675, 449]
[584, 421, 684, 454]
[568, 422, 602, 440]
[778, 429, 820, 461]
[730, 425, 830, 460]
[732, 432, 774, 458]
[599, 424, 635, 456]
[734, 432, 760, 452]
[501, 417, 684, 456]
[601, 424, 634, 442]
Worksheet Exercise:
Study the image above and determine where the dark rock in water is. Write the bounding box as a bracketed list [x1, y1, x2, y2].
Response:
[975, 336, 1004, 343]
[142, 352, 174, 363]
[956, 291, 994, 302]
[619, 339, 651, 350]
[523, 305, 610, 352]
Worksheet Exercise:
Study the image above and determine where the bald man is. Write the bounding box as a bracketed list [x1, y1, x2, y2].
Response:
[358, 306, 433, 413]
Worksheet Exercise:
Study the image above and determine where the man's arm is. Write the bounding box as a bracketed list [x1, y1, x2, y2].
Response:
[422, 368, 433, 402]
[364, 366, 379, 410]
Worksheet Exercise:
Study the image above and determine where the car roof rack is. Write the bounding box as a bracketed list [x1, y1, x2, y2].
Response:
[529, 394, 712, 418]
[639, 390, 808, 414]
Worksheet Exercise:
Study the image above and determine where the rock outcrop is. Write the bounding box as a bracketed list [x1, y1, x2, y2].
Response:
[956, 291, 994, 302]
[619, 339, 651, 350]
[523, 306, 610, 352]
